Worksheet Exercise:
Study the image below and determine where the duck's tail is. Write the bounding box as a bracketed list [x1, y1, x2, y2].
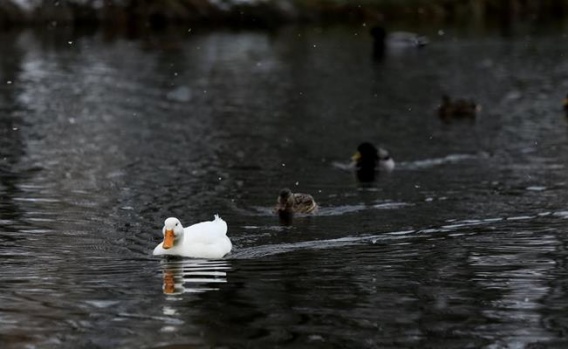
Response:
[213, 214, 228, 234]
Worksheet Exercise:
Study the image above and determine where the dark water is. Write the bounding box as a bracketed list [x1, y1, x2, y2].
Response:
[1, 23, 568, 348]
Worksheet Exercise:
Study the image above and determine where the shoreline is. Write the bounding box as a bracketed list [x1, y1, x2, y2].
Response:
[1, 1, 568, 32]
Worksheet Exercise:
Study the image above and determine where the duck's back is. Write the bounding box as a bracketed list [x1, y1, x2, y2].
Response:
[184, 216, 228, 243]
[183, 216, 231, 258]
[292, 193, 318, 214]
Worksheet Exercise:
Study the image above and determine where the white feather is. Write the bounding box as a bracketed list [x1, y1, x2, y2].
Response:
[153, 215, 232, 259]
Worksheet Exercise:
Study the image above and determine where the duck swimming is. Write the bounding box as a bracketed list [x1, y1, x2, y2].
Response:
[153, 215, 232, 259]
[438, 95, 480, 121]
[351, 142, 395, 182]
[370, 25, 428, 50]
[274, 188, 318, 219]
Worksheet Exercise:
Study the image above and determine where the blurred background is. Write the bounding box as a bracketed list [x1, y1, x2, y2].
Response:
[2, 0, 568, 30]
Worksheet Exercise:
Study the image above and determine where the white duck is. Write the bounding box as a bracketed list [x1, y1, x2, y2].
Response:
[153, 215, 232, 259]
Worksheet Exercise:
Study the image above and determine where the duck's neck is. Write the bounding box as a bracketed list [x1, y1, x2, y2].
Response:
[174, 231, 185, 247]
[357, 159, 377, 172]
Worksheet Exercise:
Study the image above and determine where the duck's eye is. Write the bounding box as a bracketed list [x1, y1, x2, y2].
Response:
[175, 223, 179, 226]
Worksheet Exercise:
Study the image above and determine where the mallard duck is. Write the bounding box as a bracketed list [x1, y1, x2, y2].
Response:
[351, 142, 395, 182]
[153, 215, 232, 259]
[388, 31, 429, 47]
[370, 25, 428, 48]
[370, 25, 428, 60]
[274, 188, 318, 218]
[438, 95, 479, 121]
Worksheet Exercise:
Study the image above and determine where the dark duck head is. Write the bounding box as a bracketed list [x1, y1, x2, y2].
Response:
[353, 142, 379, 171]
[352, 142, 378, 182]
[275, 188, 294, 212]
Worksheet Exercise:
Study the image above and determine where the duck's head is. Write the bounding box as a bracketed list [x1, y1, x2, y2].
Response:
[275, 188, 295, 222]
[370, 25, 387, 41]
[162, 217, 184, 249]
[352, 142, 379, 168]
[275, 188, 295, 215]
[277, 188, 293, 206]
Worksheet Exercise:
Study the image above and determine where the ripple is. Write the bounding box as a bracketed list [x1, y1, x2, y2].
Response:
[231, 209, 568, 259]
[159, 259, 231, 295]
[331, 161, 354, 171]
[12, 197, 60, 203]
[398, 152, 490, 170]
[526, 186, 547, 191]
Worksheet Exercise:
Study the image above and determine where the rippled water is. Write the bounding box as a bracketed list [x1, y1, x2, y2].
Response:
[1, 24, 568, 348]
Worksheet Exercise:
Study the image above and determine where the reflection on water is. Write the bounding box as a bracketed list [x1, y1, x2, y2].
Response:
[1, 23, 568, 348]
[161, 259, 230, 295]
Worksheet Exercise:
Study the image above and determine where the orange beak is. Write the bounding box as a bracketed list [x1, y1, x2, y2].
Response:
[162, 229, 175, 249]
[351, 151, 361, 162]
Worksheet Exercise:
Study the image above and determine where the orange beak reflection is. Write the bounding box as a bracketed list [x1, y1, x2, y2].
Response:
[163, 270, 175, 294]
[162, 229, 175, 249]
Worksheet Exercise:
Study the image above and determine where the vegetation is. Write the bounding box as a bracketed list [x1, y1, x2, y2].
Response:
[1, 0, 568, 30]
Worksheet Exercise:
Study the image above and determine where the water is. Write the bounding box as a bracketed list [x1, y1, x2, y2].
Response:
[1, 23, 568, 348]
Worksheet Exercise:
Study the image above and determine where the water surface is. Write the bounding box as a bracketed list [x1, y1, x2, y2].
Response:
[1, 24, 568, 348]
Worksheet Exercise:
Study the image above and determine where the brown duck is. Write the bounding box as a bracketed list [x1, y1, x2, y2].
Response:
[438, 95, 480, 121]
[274, 188, 318, 217]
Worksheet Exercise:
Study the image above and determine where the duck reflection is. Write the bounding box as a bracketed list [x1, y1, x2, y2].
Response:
[160, 258, 231, 295]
